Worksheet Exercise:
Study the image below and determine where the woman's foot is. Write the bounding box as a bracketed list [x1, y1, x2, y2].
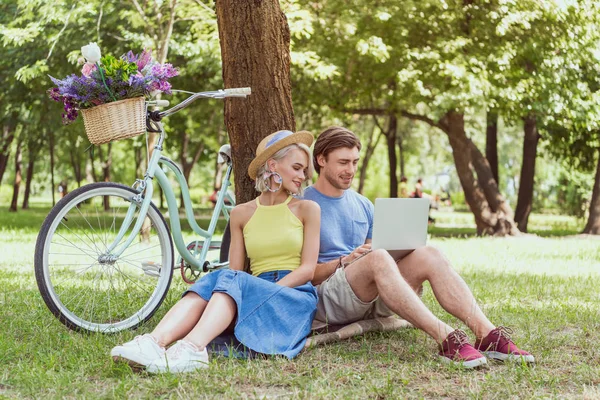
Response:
[146, 340, 209, 373]
[111, 334, 165, 368]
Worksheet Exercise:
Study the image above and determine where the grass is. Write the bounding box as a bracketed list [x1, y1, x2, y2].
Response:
[0, 206, 599, 398]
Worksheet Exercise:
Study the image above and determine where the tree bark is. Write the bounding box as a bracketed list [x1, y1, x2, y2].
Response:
[22, 153, 37, 209]
[443, 111, 519, 236]
[398, 134, 405, 181]
[69, 148, 83, 188]
[49, 130, 56, 206]
[97, 143, 112, 210]
[358, 121, 383, 194]
[583, 148, 600, 234]
[386, 114, 398, 198]
[486, 110, 499, 185]
[0, 116, 18, 185]
[216, 0, 295, 204]
[9, 139, 23, 212]
[514, 115, 539, 232]
[179, 132, 204, 208]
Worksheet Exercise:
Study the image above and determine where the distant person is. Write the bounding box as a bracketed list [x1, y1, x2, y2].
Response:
[209, 186, 232, 208]
[412, 178, 435, 223]
[57, 181, 68, 198]
[398, 176, 409, 198]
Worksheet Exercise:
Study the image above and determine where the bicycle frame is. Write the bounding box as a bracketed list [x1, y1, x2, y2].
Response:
[101, 113, 235, 272]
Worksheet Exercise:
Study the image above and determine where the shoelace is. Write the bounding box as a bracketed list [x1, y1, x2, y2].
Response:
[495, 326, 514, 340]
[448, 329, 470, 347]
[167, 341, 196, 360]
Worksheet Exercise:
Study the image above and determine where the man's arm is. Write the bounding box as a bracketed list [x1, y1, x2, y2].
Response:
[312, 242, 373, 286]
[312, 258, 341, 286]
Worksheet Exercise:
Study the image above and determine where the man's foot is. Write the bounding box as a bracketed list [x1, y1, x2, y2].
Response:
[146, 340, 209, 373]
[439, 329, 487, 368]
[475, 326, 535, 363]
[111, 334, 165, 368]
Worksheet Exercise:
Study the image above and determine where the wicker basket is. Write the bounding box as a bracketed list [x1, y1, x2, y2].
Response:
[81, 97, 147, 145]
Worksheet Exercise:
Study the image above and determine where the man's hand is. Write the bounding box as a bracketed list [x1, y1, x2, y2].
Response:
[343, 243, 372, 266]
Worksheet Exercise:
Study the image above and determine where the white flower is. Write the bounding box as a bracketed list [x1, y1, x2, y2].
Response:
[81, 42, 102, 63]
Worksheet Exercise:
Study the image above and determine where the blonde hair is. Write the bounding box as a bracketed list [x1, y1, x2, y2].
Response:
[254, 143, 314, 195]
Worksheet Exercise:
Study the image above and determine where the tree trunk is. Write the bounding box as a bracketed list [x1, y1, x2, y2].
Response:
[98, 143, 112, 210]
[22, 155, 36, 209]
[486, 110, 499, 185]
[398, 134, 405, 180]
[49, 130, 56, 206]
[386, 114, 398, 197]
[216, 0, 295, 204]
[358, 121, 382, 194]
[444, 111, 519, 236]
[179, 132, 205, 208]
[0, 117, 18, 185]
[583, 148, 600, 234]
[9, 139, 23, 212]
[69, 149, 82, 188]
[514, 115, 539, 232]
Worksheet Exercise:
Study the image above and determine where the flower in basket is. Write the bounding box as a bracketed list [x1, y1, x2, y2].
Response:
[48, 43, 178, 124]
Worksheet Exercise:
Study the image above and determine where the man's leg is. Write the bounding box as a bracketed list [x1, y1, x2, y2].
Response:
[344, 249, 455, 343]
[395, 246, 495, 339]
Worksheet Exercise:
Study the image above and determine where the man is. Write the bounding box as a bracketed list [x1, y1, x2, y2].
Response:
[303, 126, 534, 368]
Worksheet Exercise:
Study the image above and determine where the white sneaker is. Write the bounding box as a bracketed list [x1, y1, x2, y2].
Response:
[110, 334, 165, 368]
[146, 340, 209, 373]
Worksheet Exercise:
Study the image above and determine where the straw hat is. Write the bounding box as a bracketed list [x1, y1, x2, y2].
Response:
[248, 130, 314, 180]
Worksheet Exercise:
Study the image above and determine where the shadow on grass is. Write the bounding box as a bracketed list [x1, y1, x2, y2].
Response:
[429, 226, 582, 238]
[0, 205, 227, 234]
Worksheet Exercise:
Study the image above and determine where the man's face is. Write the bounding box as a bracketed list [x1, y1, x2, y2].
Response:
[318, 146, 360, 190]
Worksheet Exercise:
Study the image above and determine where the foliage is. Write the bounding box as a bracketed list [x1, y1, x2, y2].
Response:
[47, 47, 178, 124]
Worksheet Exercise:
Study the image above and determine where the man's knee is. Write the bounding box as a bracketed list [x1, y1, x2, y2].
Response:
[369, 249, 400, 275]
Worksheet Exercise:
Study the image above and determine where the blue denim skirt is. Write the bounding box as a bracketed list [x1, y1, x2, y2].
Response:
[184, 269, 317, 359]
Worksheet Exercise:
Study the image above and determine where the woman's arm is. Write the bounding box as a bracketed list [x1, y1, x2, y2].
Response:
[227, 206, 247, 271]
[276, 200, 321, 288]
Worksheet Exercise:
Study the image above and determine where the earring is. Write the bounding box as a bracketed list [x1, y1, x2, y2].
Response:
[263, 171, 282, 192]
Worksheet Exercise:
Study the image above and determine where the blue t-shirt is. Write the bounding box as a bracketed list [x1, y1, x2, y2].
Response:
[303, 186, 374, 263]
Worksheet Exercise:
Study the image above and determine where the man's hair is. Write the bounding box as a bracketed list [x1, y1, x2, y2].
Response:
[313, 126, 362, 174]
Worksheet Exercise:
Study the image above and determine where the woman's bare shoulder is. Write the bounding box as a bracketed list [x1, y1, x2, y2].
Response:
[231, 199, 257, 223]
[289, 198, 320, 215]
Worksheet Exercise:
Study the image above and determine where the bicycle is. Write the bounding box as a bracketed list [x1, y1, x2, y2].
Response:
[34, 88, 250, 333]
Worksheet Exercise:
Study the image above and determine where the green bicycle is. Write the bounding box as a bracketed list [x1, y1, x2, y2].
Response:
[34, 88, 249, 333]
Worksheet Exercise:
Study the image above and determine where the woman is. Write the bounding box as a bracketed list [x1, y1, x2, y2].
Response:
[111, 130, 320, 373]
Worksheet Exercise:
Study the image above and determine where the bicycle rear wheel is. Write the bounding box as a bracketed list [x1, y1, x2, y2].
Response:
[35, 182, 174, 333]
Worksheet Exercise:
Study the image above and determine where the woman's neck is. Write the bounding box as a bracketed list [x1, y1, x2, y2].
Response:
[258, 190, 290, 206]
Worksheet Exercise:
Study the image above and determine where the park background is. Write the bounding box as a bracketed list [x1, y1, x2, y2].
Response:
[1, 0, 600, 398]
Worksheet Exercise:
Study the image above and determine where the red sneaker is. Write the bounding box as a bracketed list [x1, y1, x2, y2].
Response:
[475, 326, 535, 363]
[439, 329, 487, 368]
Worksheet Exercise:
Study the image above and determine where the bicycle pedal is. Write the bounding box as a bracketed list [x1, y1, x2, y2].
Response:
[141, 261, 161, 277]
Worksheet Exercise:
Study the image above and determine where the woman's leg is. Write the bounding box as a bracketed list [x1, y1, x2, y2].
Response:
[183, 292, 237, 349]
[150, 293, 209, 347]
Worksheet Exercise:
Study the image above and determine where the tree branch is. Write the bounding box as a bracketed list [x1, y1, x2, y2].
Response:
[399, 110, 448, 133]
[341, 108, 387, 116]
[46, 3, 76, 61]
[130, 0, 157, 39]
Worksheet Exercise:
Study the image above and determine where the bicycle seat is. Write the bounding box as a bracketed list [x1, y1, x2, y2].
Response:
[218, 144, 232, 164]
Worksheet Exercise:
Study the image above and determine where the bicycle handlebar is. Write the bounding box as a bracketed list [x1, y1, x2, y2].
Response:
[157, 87, 251, 118]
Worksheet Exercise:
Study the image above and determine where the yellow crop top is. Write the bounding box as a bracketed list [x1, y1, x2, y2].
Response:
[243, 196, 304, 276]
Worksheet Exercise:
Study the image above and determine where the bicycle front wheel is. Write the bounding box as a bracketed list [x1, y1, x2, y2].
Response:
[35, 182, 174, 333]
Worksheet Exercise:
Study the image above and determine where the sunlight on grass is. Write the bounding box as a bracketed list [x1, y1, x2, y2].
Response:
[1, 210, 599, 398]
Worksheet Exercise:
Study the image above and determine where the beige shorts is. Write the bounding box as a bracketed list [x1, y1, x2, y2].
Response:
[315, 267, 394, 325]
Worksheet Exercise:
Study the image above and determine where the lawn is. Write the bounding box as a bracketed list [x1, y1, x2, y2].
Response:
[0, 206, 599, 398]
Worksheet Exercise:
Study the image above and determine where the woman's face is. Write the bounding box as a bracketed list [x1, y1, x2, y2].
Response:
[271, 147, 309, 194]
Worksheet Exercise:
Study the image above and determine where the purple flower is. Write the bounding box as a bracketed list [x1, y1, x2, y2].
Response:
[136, 49, 152, 70]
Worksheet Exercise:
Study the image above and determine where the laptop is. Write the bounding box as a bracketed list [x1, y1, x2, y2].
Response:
[370, 198, 430, 260]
